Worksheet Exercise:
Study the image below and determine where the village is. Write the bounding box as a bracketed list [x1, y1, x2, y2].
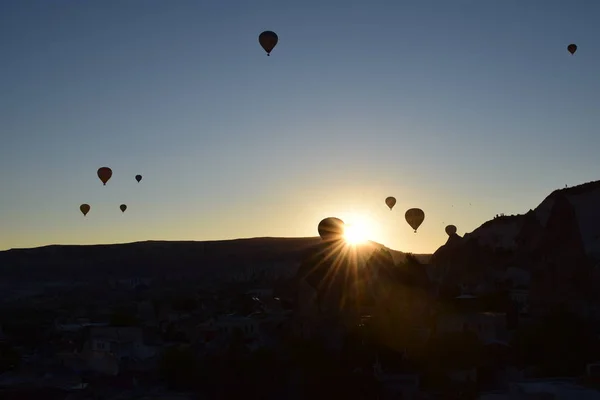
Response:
[2, 246, 600, 399]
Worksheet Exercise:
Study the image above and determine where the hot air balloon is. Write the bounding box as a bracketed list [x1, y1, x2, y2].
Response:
[445, 225, 457, 236]
[80, 204, 90, 216]
[259, 31, 278, 56]
[405, 208, 425, 233]
[97, 167, 112, 186]
[120, 204, 127, 213]
[385, 196, 397, 210]
[135, 175, 142, 183]
[567, 44, 577, 55]
[317, 217, 345, 241]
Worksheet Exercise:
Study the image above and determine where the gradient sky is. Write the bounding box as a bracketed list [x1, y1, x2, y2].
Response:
[1, 0, 599, 253]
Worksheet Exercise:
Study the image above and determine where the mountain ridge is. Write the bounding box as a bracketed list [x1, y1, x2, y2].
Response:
[0, 237, 431, 285]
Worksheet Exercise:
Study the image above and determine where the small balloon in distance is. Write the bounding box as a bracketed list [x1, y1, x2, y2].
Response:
[385, 196, 396, 210]
[259, 31, 278, 56]
[445, 224, 457, 236]
[80, 204, 91, 216]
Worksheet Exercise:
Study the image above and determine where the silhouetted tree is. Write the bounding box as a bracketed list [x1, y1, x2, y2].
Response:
[171, 296, 197, 313]
[0, 343, 20, 373]
[426, 331, 482, 370]
[158, 345, 197, 390]
[162, 322, 189, 343]
[109, 309, 139, 327]
[480, 290, 511, 313]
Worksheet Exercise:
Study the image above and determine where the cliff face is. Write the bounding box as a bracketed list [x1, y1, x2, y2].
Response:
[429, 180, 600, 316]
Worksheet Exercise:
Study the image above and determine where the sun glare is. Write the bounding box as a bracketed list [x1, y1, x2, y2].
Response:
[343, 217, 373, 245]
[344, 225, 367, 244]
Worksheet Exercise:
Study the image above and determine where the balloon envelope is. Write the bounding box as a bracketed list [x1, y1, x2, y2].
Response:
[445, 224, 457, 236]
[317, 217, 345, 241]
[120, 204, 127, 213]
[567, 44, 577, 55]
[385, 196, 397, 210]
[405, 208, 425, 233]
[135, 174, 142, 183]
[80, 204, 90, 216]
[259, 31, 278, 55]
[97, 167, 112, 185]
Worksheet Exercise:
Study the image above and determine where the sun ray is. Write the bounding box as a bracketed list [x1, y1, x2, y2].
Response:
[302, 213, 382, 314]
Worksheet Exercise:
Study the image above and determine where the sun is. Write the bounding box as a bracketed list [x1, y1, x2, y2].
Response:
[343, 216, 374, 245]
[344, 224, 368, 244]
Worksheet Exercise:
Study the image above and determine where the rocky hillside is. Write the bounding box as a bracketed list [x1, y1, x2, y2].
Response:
[429, 180, 600, 316]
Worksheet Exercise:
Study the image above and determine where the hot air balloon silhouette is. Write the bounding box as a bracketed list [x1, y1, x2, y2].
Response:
[567, 44, 577, 55]
[135, 175, 142, 183]
[80, 204, 90, 216]
[259, 31, 278, 56]
[385, 196, 396, 210]
[317, 217, 345, 242]
[120, 204, 127, 213]
[445, 224, 457, 236]
[405, 208, 425, 233]
[97, 167, 112, 186]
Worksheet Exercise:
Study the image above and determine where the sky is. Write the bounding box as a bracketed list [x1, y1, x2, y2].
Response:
[1, 0, 599, 253]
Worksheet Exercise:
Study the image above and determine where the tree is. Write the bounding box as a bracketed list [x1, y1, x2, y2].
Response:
[158, 345, 197, 390]
[0, 343, 20, 373]
[171, 296, 198, 313]
[109, 309, 139, 327]
[425, 331, 482, 370]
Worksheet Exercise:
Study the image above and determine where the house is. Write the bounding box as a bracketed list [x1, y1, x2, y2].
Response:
[0, 367, 87, 391]
[54, 318, 109, 333]
[249, 311, 291, 349]
[291, 314, 346, 352]
[215, 314, 259, 339]
[76, 326, 159, 376]
[373, 357, 421, 400]
[136, 301, 158, 327]
[437, 312, 509, 345]
[509, 289, 530, 315]
[508, 378, 600, 399]
[245, 288, 274, 299]
[109, 277, 152, 290]
[197, 309, 291, 354]
[84, 327, 157, 363]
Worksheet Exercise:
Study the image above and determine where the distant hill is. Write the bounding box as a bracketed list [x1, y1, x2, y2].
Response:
[0, 237, 430, 283]
[429, 179, 600, 315]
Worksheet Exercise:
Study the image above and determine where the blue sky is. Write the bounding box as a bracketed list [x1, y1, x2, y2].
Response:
[1, 0, 599, 253]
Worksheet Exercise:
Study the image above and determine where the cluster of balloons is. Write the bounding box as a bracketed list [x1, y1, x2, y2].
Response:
[317, 195, 462, 242]
[272, 36, 579, 240]
[79, 35, 578, 227]
[79, 167, 143, 217]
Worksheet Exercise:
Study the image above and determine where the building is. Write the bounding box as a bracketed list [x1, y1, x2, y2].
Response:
[86, 326, 157, 361]
[509, 289, 530, 315]
[437, 312, 508, 345]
